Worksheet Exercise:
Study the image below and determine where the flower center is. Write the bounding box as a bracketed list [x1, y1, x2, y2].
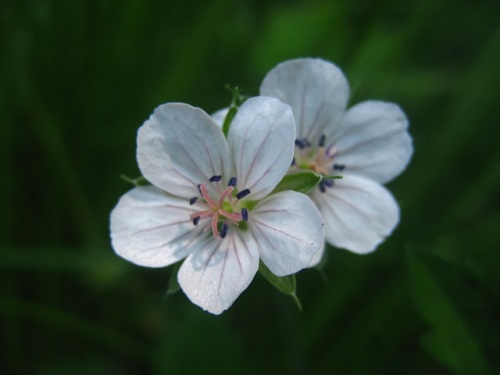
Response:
[189, 175, 250, 239]
[292, 134, 345, 193]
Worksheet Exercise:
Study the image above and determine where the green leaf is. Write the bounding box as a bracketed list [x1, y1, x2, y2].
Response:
[258, 261, 302, 311]
[272, 170, 342, 195]
[407, 250, 490, 375]
[166, 262, 182, 296]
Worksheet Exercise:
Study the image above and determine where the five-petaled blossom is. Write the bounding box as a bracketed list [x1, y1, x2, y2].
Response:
[110, 96, 324, 314]
[259, 58, 413, 264]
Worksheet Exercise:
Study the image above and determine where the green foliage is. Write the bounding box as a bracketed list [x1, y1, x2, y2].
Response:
[258, 261, 302, 311]
[407, 250, 493, 374]
[1, 0, 500, 373]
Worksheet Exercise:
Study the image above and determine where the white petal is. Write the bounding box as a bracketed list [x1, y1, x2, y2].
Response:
[312, 175, 399, 254]
[178, 231, 259, 315]
[137, 103, 230, 198]
[333, 101, 413, 183]
[110, 186, 202, 267]
[307, 243, 325, 268]
[260, 58, 350, 141]
[211, 107, 229, 128]
[249, 190, 324, 276]
[228, 96, 295, 200]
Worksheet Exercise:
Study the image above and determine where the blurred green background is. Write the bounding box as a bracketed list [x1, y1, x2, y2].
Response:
[1, 0, 499, 374]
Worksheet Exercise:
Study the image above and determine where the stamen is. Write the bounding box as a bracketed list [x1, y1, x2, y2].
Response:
[333, 164, 345, 171]
[323, 179, 334, 187]
[191, 177, 249, 240]
[199, 183, 217, 207]
[318, 134, 326, 147]
[236, 189, 251, 200]
[241, 208, 248, 221]
[294, 139, 309, 150]
[318, 182, 326, 193]
[218, 186, 234, 207]
[220, 223, 228, 238]
[326, 146, 337, 158]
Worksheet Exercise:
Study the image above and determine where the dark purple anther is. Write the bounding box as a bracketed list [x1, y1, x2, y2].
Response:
[228, 177, 237, 187]
[236, 189, 251, 200]
[318, 182, 326, 193]
[210, 175, 222, 182]
[193, 216, 200, 226]
[323, 179, 334, 187]
[189, 197, 198, 205]
[318, 134, 326, 147]
[333, 164, 345, 171]
[220, 223, 228, 238]
[241, 208, 248, 221]
[294, 139, 308, 150]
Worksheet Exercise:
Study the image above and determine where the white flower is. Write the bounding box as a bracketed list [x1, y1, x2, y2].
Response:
[259, 58, 413, 262]
[110, 96, 324, 314]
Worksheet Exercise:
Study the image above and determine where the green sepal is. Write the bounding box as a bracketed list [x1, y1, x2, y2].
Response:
[222, 106, 237, 137]
[166, 261, 182, 296]
[258, 261, 302, 311]
[222, 85, 246, 137]
[120, 174, 149, 187]
[272, 170, 343, 195]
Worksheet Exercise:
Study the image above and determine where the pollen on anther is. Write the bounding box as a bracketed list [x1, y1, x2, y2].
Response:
[228, 177, 237, 187]
[220, 223, 228, 238]
[193, 216, 200, 226]
[210, 175, 222, 182]
[241, 208, 248, 221]
[189, 197, 198, 205]
[236, 189, 251, 200]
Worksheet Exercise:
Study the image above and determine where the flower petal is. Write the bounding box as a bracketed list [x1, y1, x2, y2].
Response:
[308, 243, 325, 268]
[312, 175, 399, 254]
[137, 103, 230, 198]
[110, 186, 202, 267]
[260, 58, 350, 141]
[178, 231, 259, 315]
[333, 101, 413, 183]
[228, 96, 295, 200]
[249, 190, 324, 276]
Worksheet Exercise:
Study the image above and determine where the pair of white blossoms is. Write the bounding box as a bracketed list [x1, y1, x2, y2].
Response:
[110, 58, 413, 314]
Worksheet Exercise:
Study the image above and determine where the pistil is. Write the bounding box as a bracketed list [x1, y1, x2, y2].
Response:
[189, 176, 251, 239]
